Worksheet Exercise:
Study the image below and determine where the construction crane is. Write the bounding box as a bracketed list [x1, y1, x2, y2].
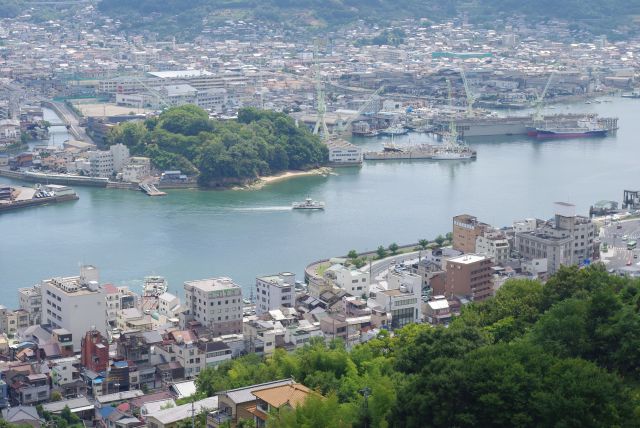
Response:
[459, 66, 477, 116]
[532, 72, 555, 122]
[333, 85, 385, 138]
[312, 40, 329, 139]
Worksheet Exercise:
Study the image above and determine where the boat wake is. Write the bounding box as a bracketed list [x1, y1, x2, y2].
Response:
[231, 206, 292, 212]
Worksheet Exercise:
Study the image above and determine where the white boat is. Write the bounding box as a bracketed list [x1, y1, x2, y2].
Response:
[432, 146, 475, 160]
[380, 125, 408, 136]
[292, 198, 325, 210]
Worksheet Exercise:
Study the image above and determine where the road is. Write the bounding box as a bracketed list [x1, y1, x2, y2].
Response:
[366, 250, 423, 283]
[50, 101, 90, 142]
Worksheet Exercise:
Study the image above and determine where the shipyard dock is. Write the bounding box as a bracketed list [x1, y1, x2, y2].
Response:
[0, 183, 79, 213]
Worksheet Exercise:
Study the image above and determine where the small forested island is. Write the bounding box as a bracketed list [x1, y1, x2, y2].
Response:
[106, 105, 328, 187]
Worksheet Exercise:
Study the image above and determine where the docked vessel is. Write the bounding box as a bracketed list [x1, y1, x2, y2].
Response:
[535, 117, 608, 139]
[622, 90, 640, 99]
[0, 183, 79, 213]
[380, 125, 408, 136]
[292, 198, 325, 210]
[143, 275, 169, 297]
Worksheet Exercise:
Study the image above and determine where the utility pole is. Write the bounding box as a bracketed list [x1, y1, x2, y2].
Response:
[191, 396, 196, 428]
[359, 387, 371, 428]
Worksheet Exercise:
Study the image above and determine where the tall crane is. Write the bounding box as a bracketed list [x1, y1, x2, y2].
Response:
[445, 78, 459, 145]
[333, 85, 385, 138]
[532, 72, 555, 122]
[312, 40, 329, 139]
[459, 66, 477, 116]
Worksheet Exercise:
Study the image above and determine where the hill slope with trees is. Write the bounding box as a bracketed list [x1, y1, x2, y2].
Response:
[187, 265, 640, 427]
[106, 105, 328, 187]
[95, 0, 639, 38]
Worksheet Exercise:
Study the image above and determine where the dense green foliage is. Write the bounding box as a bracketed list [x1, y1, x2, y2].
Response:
[97, 0, 639, 38]
[193, 265, 640, 427]
[106, 105, 327, 186]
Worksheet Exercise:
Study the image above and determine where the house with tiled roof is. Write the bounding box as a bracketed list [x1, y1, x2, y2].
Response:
[248, 383, 317, 428]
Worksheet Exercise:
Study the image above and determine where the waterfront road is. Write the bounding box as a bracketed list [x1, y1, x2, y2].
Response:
[366, 250, 423, 283]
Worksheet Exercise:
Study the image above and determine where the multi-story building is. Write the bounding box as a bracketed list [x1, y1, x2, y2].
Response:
[324, 264, 370, 297]
[18, 285, 42, 325]
[372, 270, 422, 329]
[40, 265, 107, 351]
[81, 329, 109, 372]
[122, 156, 151, 183]
[452, 214, 491, 253]
[475, 231, 510, 265]
[442, 254, 494, 301]
[104, 284, 137, 328]
[184, 277, 243, 336]
[515, 203, 597, 274]
[255, 272, 296, 315]
[87, 143, 130, 178]
[0, 307, 30, 336]
[325, 139, 363, 164]
[158, 292, 182, 318]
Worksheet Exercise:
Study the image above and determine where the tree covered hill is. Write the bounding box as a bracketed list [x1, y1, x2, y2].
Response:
[95, 0, 639, 38]
[185, 264, 640, 427]
[106, 105, 328, 187]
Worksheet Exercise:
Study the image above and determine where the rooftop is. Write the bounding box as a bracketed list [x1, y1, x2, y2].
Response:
[252, 383, 314, 409]
[148, 70, 213, 79]
[185, 277, 241, 292]
[448, 254, 488, 265]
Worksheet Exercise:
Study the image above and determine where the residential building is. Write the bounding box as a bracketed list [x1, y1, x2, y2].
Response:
[372, 270, 422, 329]
[442, 254, 494, 301]
[255, 272, 295, 315]
[104, 284, 137, 328]
[121, 156, 150, 183]
[184, 277, 243, 336]
[13, 374, 50, 405]
[40, 265, 107, 351]
[207, 379, 294, 428]
[81, 329, 109, 372]
[146, 396, 217, 428]
[424, 295, 452, 325]
[250, 383, 316, 428]
[475, 231, 510, 264]
[452, 214, 491, 253]
[117, 308, 153, 332]
[158, 292, 182, 318]
[0, 308, 30, 336]
[154, 330, 205, 379]
[18, 285, 42, 325]
[323, 264, 369, 297]
[199, 341, 233, 368]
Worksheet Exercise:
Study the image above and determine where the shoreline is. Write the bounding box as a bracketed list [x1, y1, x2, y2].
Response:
[234, 167, 333, 190]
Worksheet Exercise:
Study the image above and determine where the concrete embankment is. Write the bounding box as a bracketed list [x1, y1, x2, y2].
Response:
[304, 242, 420, 284]
[0, 193, 79, 213]
[0, 168, 108, 187]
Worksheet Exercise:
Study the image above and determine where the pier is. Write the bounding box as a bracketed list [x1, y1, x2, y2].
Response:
[139, 183, 167, 196]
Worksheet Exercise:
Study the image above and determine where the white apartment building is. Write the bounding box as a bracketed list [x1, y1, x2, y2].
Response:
[40, 265, 107, 351]
[122, 156, 151, 183]
[476, 231, 510, 264]
[158, 292, 182, 318]
[372, 270, 422, 329]
[104, 284, 137, 328]
[184, 277, 243, 337]
[87, 143, 130, 178]
[324, 265, 370, 297]
[18, 284, 42, 325]
[255, 272, 295, 315]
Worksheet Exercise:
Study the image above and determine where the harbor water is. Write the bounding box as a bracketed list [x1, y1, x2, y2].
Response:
[1, 98, 639, 306]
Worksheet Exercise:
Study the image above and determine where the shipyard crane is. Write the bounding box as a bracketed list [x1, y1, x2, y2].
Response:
[312, 39, 330, 139]
[532, 72, 555, 122]
[333, 85, 385, 138]
[459, 66, 477, 116]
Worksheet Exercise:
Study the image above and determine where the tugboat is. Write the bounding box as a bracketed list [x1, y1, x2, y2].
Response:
[292, 198, 325, 210]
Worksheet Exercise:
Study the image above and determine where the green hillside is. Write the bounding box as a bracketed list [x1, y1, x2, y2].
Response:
[94, 0, 639, 38]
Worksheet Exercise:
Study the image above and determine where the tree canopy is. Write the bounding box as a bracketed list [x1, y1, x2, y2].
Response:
[106, 106, 328, 187]
[191, 265, 640, 427]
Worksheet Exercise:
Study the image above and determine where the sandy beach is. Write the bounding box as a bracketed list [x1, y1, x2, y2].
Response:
[236, 167, 333, 190]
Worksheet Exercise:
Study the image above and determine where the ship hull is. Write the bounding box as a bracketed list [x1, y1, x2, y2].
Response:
[535, 130, 607, 139]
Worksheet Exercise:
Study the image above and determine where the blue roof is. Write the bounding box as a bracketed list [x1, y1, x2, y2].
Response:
[113, 361, 128, 368]
[100, 406, 116, 419]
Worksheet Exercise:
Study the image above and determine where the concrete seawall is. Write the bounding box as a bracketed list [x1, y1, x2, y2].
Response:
[0, 168, 108, 187]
